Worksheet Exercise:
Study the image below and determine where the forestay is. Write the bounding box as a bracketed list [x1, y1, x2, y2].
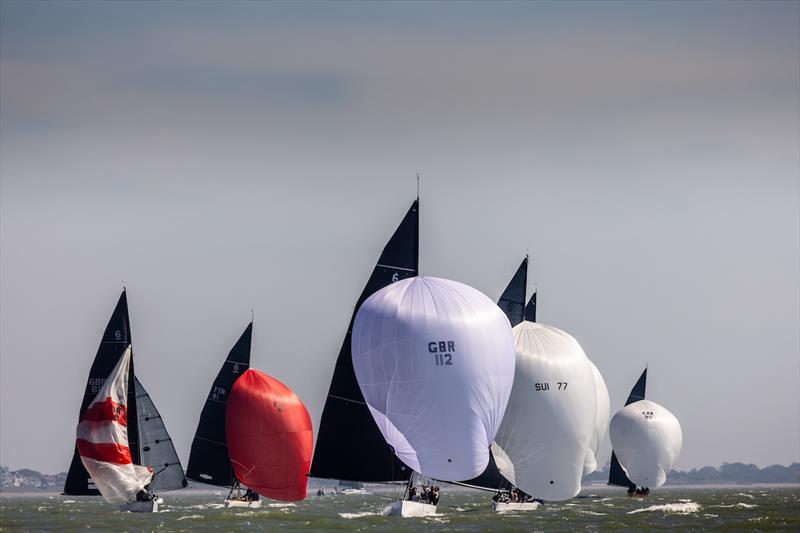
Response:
[583, 360, 610, 475]
[76, 347, 153, 503]
[609, 399, 683, 489]
[491, 322, 596, 500]
[226, 369, 313, 501]
[352, 276, 516, 481]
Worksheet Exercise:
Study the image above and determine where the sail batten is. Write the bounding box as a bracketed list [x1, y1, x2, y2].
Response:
[310, 200, 419, 482]
[186, 323, 252, 487]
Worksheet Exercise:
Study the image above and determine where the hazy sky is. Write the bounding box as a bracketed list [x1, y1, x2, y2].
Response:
[1, 1, 798, 475]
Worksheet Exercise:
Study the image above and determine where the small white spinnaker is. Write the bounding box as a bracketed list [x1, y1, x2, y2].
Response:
[609, 399, 682, 489]
[75, 346, 153, 503]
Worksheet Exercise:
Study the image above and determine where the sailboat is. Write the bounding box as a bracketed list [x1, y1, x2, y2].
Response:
[187, 322, 313, 507]
[187, 322, 254, 506]
[65, 289, 186, 512]
[608, 368, 683, 495]
[309, 200, 418, 504]
[461, 257, 609, 511]
[351, 275, 516, 516]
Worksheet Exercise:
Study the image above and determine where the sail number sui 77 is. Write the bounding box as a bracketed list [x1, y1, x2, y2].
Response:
[535, 382, 569, 391]
[428, 341, 455, 366]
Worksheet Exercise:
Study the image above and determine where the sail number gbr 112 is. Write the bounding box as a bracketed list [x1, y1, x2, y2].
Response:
[428, 340, 455, 366]
[535, 382, 568, 391]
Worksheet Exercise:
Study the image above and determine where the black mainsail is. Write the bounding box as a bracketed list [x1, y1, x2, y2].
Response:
[608, 368, 648, 488]
[135, 377, 187, 492]
[497, 256, 528, 328]
[309, 200, 419, 482]
[64, 290, 139, 495]
[186, 322, 252, 487]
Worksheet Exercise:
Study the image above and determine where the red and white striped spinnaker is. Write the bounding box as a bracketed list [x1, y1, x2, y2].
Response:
[75, 346, 153, 502]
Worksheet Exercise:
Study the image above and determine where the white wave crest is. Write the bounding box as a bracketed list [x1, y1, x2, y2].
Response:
[177, 515, 203, 521]
[339, 511, 379, 519]
[628, 502, 701, 515]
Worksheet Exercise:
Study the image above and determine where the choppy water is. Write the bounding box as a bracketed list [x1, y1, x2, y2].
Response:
[1, 486, 798, 532]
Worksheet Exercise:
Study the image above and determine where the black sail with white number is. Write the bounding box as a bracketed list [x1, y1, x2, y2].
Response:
[309, 200, 419, 482]
[64, 290, 140, 495]
[186, 322, 252, 487]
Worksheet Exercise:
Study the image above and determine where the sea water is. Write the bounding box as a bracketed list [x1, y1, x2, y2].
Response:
[1, 486, 798, 532]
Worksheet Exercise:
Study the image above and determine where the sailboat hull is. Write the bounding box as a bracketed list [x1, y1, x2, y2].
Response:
[382, 500, 437, 517]
[492, 500, 540, 512]
[120, 499, 159, 513]
[224, 499, 263, 509]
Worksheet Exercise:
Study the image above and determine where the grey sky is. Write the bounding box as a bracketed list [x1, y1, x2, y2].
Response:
[1, 1, 798, 474]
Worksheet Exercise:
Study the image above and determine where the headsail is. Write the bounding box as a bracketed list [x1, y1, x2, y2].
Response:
[186, 323, 252, 487]
[135, 377, 187, 492]
[497, 256, 527, 327]
[76, 347, 153, 503]
[351, 276, 516, 481]
[524, 292, 537, 322]
[226, 369, 313, 501]
[310, 200, 418, 482]
[65, 290, 140, 495]
[608, 367, 647, 488]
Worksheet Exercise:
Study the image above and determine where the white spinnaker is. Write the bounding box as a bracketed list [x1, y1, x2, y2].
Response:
[76, 346, 153, 503]
[609, 399, 682, 488]
[583, 360, 610, 475]
[351, 276, 516, 481]
[491, 322, 596, 500]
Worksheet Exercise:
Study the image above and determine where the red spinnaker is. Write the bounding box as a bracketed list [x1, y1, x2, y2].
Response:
[225, 369, 313, 501]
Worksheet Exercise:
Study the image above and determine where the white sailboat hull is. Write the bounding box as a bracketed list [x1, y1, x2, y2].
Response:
[120, 499, 159, 513]
[492, 500, 540, 512]
[224, 499, 263, 509]
[382, 500, 437, 517]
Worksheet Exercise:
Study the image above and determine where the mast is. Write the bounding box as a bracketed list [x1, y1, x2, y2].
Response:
[309, 200, 418, 482]
[186, 322, 252, 487]
[608, 368, 647, 488]
[64, 289, 137, 495]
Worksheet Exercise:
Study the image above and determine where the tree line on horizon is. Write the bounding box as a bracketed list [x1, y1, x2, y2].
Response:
[583, 462, 800, 485]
